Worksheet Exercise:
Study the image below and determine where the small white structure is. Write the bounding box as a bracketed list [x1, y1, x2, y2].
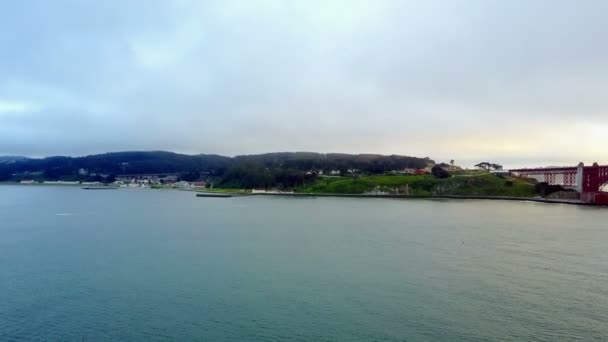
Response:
[392, 168, 417, 175]
[43, 181, 79, 185]
[177, 181, 191, 188]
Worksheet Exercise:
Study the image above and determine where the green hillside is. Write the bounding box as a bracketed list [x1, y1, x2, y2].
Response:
[299, 174, 536, 197]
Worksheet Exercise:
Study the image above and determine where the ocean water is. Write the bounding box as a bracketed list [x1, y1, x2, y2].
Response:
[1, 185, 607, 341]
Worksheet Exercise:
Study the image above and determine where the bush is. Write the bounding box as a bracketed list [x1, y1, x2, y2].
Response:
[534, 182, 567, 197]
[431, 166, 450, 179]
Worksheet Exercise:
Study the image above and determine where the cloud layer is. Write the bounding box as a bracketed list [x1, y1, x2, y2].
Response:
[1, 0, 607, 167]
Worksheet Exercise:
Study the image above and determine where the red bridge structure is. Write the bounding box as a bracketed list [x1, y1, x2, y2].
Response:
[510, 163, 608, 205]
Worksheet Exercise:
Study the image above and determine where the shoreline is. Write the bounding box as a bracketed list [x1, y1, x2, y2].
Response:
[194, 189, 595, 206]
[243, 192, 593, 206]
[1, 183, 600, 206]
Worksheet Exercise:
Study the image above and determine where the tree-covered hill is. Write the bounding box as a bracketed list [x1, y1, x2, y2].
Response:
[0, 151, 433, 187]
[233, 152, 431, 172]
[0, 156, 30, 164]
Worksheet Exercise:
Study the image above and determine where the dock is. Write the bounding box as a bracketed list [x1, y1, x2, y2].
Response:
[196, 193, 233, 198]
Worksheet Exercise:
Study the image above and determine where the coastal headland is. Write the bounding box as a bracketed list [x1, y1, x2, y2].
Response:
[2, 151, 604, 205]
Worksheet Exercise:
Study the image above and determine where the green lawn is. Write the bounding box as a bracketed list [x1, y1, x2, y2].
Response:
[299, 174, 536, 197]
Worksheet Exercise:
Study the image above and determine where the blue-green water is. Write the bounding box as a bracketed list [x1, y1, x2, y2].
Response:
[1, 186, 607, 341]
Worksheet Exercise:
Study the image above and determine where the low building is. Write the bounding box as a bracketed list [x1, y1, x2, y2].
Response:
[43, 181, 79, 185]
[392, 168, 417, 175]
[191, 181, 207, 188]
[177, 181, 191, 188]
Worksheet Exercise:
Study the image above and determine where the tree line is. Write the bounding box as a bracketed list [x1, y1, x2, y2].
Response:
[0, 151, 434, 189]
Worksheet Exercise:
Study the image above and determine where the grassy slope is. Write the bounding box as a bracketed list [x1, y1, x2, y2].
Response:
[300, 174, 536, 197]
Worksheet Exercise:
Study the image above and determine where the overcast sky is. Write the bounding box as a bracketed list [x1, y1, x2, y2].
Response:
[1, 0, 607, 167]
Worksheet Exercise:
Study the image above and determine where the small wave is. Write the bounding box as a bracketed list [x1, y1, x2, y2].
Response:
[55, 213, 78, 216]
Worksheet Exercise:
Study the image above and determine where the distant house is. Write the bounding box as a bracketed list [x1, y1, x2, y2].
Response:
[436, 163, 461, 172]
[161, 175, 178, 182]
[330, 170, 340, 175]
[415, 169, 428, 175]
[191, 181, 207, 188]
[177, 181, 191, 188]
[43, 181, 79, 185]
[20, 180, 36, 184]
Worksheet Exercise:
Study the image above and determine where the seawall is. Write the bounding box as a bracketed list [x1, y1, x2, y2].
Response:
[244, 192, 598, 206]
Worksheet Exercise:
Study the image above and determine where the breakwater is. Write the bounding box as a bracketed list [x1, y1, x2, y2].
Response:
[200, 191, 596, 206]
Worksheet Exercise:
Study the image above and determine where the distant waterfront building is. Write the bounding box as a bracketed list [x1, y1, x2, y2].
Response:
[191, 181, 207, 188]
[81, 181, 102, 186]
[392, 168, 417, 175]
[177, 181, 191, 188]
[43, 181, 79, 185]
[161, 175, 178, 182]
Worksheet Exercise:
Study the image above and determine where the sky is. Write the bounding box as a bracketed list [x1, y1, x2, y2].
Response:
[1, 0, 607, 168]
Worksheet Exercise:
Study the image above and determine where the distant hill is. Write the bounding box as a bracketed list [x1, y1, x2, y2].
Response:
[0, 151, 434, 187]
[0, 151, 231, 179]
[0, 156, 30, 164]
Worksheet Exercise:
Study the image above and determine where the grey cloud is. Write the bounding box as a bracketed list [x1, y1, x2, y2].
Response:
[1, 0, 607, 167]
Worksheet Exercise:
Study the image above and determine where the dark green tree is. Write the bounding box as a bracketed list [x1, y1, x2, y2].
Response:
[431, 166, 450, 179]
